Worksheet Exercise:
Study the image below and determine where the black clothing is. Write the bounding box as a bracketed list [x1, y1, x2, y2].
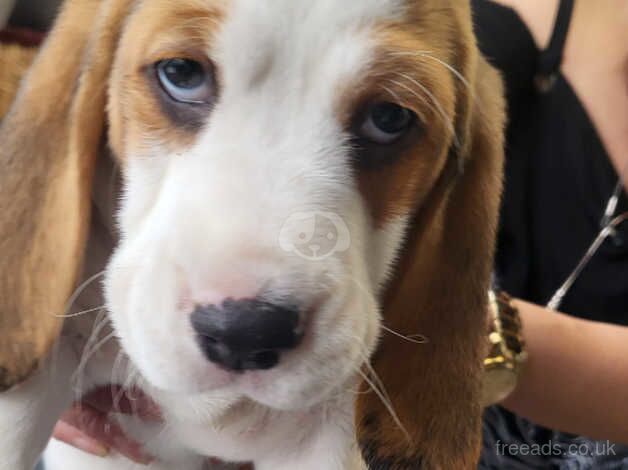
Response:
[474, 0, 628, 321]
[472, 0, 628, 468]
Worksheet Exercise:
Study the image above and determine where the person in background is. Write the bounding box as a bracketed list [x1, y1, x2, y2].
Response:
[473, 0, 628, 468]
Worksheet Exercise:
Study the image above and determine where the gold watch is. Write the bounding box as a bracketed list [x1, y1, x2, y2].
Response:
[481, 290, 527, 407]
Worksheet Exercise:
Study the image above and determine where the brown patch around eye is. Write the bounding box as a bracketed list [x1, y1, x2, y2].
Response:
[107, 0, 226, 157]
[349, 100, 424, 170]
[356, 133, 447, 228]
[337, 28, 457, 228]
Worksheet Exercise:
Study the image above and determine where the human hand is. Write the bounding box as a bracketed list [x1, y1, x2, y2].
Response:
[52, 385, 161, 465]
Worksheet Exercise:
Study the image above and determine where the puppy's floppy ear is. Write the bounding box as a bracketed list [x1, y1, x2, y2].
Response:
[0, 0, 132, 390]
[0, 43, 38, 119]
[356, 6, 505, 469]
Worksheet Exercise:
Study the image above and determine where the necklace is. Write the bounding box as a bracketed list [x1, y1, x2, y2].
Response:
[547, 177, 628, 310]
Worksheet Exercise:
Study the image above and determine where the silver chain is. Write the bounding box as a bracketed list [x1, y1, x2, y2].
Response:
[547, 178, 628, 311]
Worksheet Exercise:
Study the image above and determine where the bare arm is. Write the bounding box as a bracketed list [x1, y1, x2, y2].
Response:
[502, 299, 628, 444]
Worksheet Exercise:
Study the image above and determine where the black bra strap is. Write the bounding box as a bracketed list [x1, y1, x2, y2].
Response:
[536, 0, 575, 91]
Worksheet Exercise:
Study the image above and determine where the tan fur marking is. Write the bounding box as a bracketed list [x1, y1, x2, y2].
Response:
[0, 43, 37, 119]
[355, 1, 506, 468]
[336, 34, 457, 226]
[108, 0, 225, 158]
[0, 0, 134, 390]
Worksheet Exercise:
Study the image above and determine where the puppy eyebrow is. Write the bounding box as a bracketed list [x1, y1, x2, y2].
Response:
[335, 45, 455, 139]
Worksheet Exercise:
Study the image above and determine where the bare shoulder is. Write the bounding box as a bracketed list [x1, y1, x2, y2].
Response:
[484, 0, 560, 49]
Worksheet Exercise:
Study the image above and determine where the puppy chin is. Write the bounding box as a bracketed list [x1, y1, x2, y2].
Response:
[238, 367, 360, 412]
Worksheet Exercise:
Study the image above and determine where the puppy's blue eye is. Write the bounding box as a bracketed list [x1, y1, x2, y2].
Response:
[359, 102, 415, 144]
[156, 58, 213, 104]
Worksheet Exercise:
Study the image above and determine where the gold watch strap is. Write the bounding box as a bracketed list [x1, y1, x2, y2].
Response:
[481, 290, 527, 406]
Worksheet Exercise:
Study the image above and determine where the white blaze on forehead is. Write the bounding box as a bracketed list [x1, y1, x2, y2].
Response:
[214, 0, 405, 114]
[150, 0, 410, 258]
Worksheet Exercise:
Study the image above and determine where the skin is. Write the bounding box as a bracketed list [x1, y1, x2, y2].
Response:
[502, 300, 628, 445]
[52, 386, 160, 464]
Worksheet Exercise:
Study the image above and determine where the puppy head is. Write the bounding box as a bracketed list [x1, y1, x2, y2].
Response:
[101, 0, 480, 410]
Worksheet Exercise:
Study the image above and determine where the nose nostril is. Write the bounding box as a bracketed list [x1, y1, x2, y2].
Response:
[244, 350, 279, 370]
[203, 336, 218, 345]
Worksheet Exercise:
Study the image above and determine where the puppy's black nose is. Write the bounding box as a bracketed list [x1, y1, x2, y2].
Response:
[191, 298, 302, 372]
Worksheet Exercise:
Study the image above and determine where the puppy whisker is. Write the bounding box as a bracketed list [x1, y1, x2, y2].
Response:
[355, 363, 411, 443]
[112, 350, 130, 414]
[347, 276, 428, 346]
[343, 325, 410, 443]
[389, 51, 472, 94]
[73, 331, 116, 400]
[379, 84, 403, 104]
[72, 308, 110, 398]
[380, 325, 428, 345]
[55, 305, 107, 319]
[57, 270, 106, 318]
[391, 72, 460, 148]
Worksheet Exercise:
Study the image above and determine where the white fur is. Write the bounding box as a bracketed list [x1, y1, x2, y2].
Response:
[370, 215, 411, 289]
[0, 344, 77, 470]
[0, 1, 420, 469]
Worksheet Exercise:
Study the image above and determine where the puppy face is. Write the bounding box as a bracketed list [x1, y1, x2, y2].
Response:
[104, 0, 461, 410]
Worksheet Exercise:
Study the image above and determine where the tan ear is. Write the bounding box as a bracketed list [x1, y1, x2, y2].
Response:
[0, 0, 131, 390]
[0, 43, 38, 119]
[356, 9, 506, 470]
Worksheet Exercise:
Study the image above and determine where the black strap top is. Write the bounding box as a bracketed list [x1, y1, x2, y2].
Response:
[534, 0, 574, 92]
[474, 2, 628, 468]
[537, 0, 573, 78]
[473, 0, 628, 325]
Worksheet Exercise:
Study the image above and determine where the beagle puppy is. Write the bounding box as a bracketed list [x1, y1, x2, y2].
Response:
[0, 0, 504, 469]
